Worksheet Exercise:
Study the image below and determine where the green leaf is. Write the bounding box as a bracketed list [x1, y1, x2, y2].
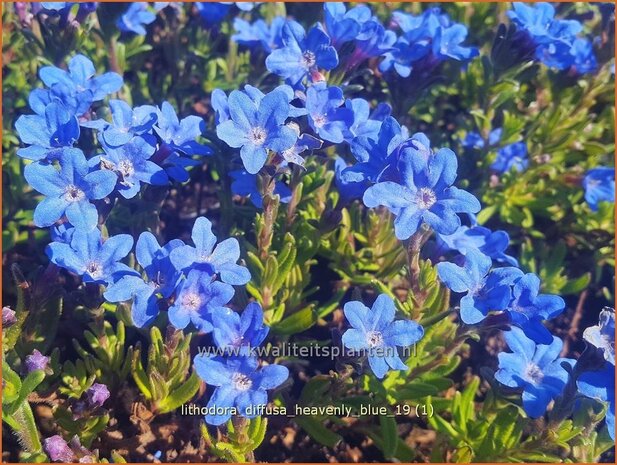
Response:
[271, 306, 317, 335]
[379, 415, 398, 458]
[157, 371, 201, 414]
[294, 417, 342, 448]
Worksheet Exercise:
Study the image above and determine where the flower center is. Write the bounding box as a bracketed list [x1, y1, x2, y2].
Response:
[118, 159, 135, 177]
[85, 260, 103, 279]
[63, 185, 85, 203]
[182, 292, 202, 310]
[416, 187, 437, 209]
[366, 330, 384, 348]
[301, 50, 316, 68]
[248, 127, 267, 147]
[232, 372, 253, 391]
[312, 114, 327, 128]
[524, 362, 544, 385]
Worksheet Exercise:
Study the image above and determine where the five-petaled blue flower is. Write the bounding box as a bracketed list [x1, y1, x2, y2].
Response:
[506, 273, 565, 344]
[94, 137, 168, 199]
[232, 17, 285, 53]
[583, 167, 615, 212]
[24, 148, 117, 230]
[15, 101, 80, 161]
[229, 170, 291, 208]
[83, 99, 157, 148]
[436, 224, 519, 266]
[305, 83, 354, 144]
[194, 353, 288, 425]
[167, 269, 235, 332]
[104, 232, 184, 327]
[323, 2, 372, 48]
[117, 2, 156, 36]
[216, 89, 297, 174]
[170, 216, 251, 285]
[437, 249, 523, 324]
[212, 302, 269, 351]
[266, 20, 338, 85]
[341, 294, 424, 379]
[583, 307, 615, 365]
[432, 24, 478, 61]
[39, 54, 123, 116]
[363, 145, 481, 240]
[47, 227, 134, 285]
[495, 327, 574, 418]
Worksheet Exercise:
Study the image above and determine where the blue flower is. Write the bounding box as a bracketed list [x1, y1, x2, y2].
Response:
[104, 232, 184, 327]
[437, 249, 523, 324]
[212, 302, 269, 350]
[577, 363, 615, 440]
[168, 269, 234, 332]
[117, 2, 156, 36]
[583, 167, 615, 211]
[39, 55, 123, 116]
[279, 131, 322, 168]
[216, 88, 297, 174]
[195, 2, 231, 27]
[24, 148, 116, 230]
[507, 3, 558, 40]
[47, 227, 134, 285]
[491, 142, 528, 173]
[342, 294, 424, 379]
[265, 21, 338, 85]
[463, 128, 502, 149]
[93, 137, 168, 199]
[345, 99, 391, 143]
[232, 17, 285, 53]
[379, 36, 429, 78]
[230, 170, 291, 208]
[432, 24, 478, 61]
[507, 273, 565, 344]
[436, 224, 519, 266]
[15, 101, 80, 161]
[495, 327, 574, 418]
[194, 353, 288, 425]
[305, 83, 354, 144]
[583, 307, 615, 365]
[334, 156, 370, 203]
[363, 145, 481, 240]
[570, 38, 598, 74]
[323, 2, 372, 48]
[348, 20, 396, 68]
[153, 101, 211, 182]
[169, 216, 251, 285]
[82, 99, 157, 149]
[341, 116, 405, 184]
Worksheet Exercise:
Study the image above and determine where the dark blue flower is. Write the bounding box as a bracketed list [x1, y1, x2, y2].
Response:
[348, 20, 396, 68]
[104, 232, 184, 327]
[583, 167, 614, 211]
[323, 2, 372, 48]
[577, 363, 615, 440]
[379, 36, 429, 78]
[432, 24, 478, 61]
[436, 224, 519, 266]
[232, 17, 285, 53]
[570, 38, 598, 74]
[229, 169, 291, 208]
[47, 227, 134, 284]
[194, 353, 288, 425]
[583, 307, 615, 365]
[495, 327, 574, 418]
[507, 273, 565, 344]
[363, 145, 481, 240]
[93, 137, 168, 199]
[169, 216, 251, 285]
[39, 54, 123, 116]
[345, 99, 391, 143]
[305, 83, 354, 144]
[15, 100, 80, 161]
[117, 2, 156, 36]
[24, 148, 116, 230]
[462, 128, 502, 150]
[492, 141, 528, 173]
[195, 2, 231, 27]
[334, 156, 370, 203]
[82, 99, 157, 148]
[342, 294, 424, 379]
[216, 88, 297, 174]
[153, 101, 211, 182]
[437, 249, 523, 324]
[167, 269, 234, 332]
[212, 302, 269, 350]
[265, 21, 338, 85]
[342, 116, 405, 184]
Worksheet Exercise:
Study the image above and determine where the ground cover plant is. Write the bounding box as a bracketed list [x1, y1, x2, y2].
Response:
[1, 1, 615, 463]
